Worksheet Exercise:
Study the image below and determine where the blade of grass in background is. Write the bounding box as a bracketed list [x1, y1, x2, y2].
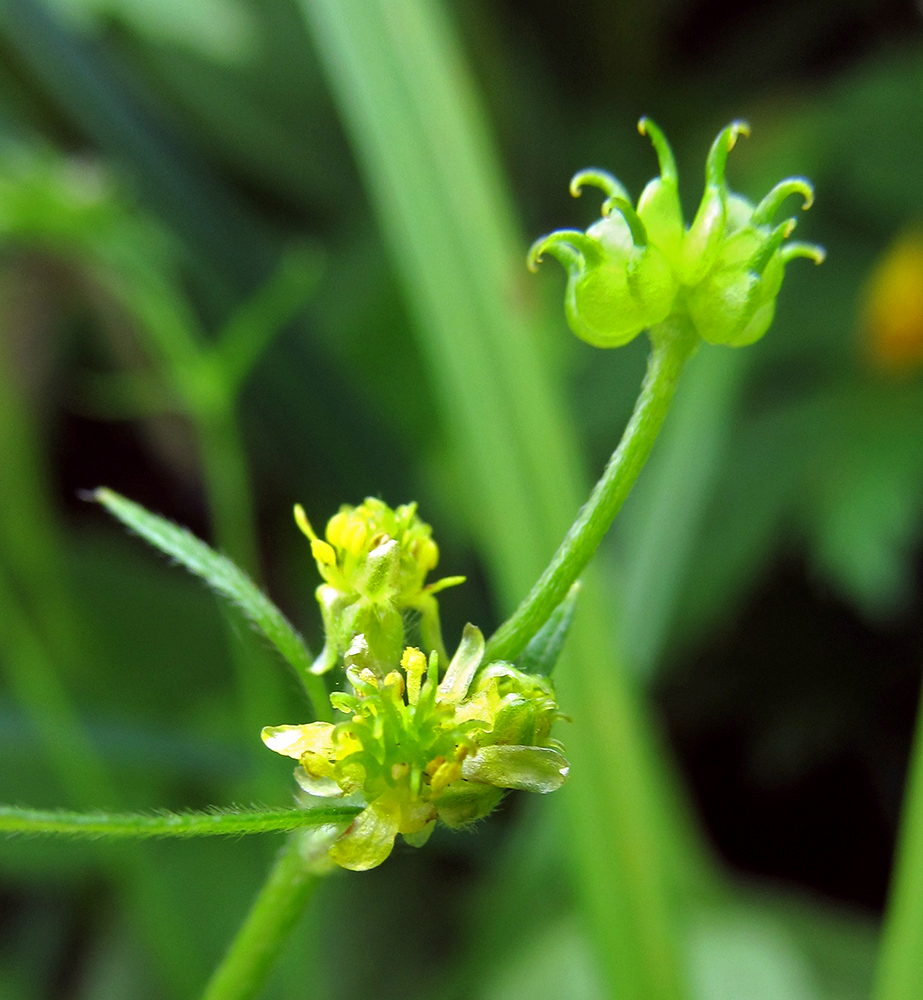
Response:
[874, 678, 923, 1000]
[0, 0, 276, 290]
[615, 346, 748, 678]
[300, 2, 695, 996]
[0, 280, 211, 996]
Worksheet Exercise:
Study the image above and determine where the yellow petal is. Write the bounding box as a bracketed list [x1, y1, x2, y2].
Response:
[329, 799, 401, 871]
[310, 539, 337, 566]
[293, 503, 319, 541]
[261, 722, 335, 760]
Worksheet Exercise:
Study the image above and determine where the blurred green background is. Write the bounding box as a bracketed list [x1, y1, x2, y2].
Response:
[1, 0, 923, 997]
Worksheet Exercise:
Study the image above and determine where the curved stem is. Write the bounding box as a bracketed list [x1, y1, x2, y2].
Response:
[485, 316, 698, 663]
[202, 833, 324, 1000]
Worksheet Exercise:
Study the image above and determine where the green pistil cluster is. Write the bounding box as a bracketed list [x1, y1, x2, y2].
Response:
[530, 118, 824, 349]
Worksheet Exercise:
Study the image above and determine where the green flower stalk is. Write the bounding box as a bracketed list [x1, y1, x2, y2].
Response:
[295, 497, 464, 675]
[529, 118, 824, 349]
[262, 624, 568, 871]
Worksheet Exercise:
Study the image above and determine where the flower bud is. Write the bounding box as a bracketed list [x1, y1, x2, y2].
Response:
[295, 499, 464, 674]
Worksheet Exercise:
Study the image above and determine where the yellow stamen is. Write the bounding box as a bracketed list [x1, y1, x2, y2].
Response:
[430, 761, 462, 795]
[401, 647, 427, 706]
[425, 755, 446, 777]
[384, 671, 405, 698]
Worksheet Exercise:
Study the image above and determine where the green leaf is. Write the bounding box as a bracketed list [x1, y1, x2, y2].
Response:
[518, 583, 580, 677]
[93, 488, 331, 721]
[0, 804, 360, 839]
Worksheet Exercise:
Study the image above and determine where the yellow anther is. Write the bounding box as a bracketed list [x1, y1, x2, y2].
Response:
[425, 755, 446, 777]
[294, 503, 319, 541]
[430, 761, 462, 795]
[383, 671, 405, 698]
[391, 762, 410, 781]
[417, 537, 439, 572]
[301, 751, 335, 779]
[401, 647, 427, 706]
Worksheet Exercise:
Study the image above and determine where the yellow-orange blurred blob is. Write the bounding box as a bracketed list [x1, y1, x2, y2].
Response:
[862, 231, 923, 374]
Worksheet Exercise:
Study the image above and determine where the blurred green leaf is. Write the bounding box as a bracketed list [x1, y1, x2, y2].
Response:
[46, 0, 257, 64]
[93, 487, 329, 719]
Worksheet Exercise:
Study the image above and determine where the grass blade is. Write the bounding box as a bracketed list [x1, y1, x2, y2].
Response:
[874, 679, 923, 1000]
[300, 3, 691, 996]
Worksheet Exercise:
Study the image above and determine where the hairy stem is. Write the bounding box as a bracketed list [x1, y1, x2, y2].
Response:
[485, 316, 698, 663]
[202, 833, 324, 1000]
[0, 804, 360, 839]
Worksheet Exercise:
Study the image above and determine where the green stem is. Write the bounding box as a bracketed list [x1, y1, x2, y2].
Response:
[202, 833, 324, 1000]
[874, 675, 923, 1000]
[485, 316, 698, 663]
[0, 804, 360, 839]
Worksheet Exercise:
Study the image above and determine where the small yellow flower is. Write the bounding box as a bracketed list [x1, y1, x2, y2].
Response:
[861, 230, 923, 375]
[262, 625, 568, 871]
[295, 498, 465, 675]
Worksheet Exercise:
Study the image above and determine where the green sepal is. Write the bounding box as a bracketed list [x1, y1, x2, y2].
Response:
[439, 623, 484, 702]
[435, 782, 504, 828]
